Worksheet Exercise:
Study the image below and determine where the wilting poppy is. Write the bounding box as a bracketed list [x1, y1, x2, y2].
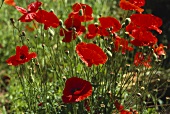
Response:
[4, 0, 16, 6]
[76, 42, 107, 67]
[129, 14, 162, 34]
[134, 52, 151, 68]
[69, 3, 94, 22]
[84, 99, 90, 111]
[15, 1, 42, 22]
[62, 77, 92, 103]
[6, 45, 37, 66]
[119, 0, 145, 13]
[60, 18, 85, 42]
[114, 100, 132, 114]
[153, 44, 166, 57]
[113, 35, 133, 54]
[99, 16, 121, 36]
[35, 10, 60, 30]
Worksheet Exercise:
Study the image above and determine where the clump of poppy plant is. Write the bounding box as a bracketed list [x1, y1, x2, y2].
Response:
[4, 0, 167, 113]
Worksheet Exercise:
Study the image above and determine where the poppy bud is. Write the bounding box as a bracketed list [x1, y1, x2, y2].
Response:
[141, 86, 145, 90]
[125, 64, 130, 70]
[59, 19, 63, 27]
[153, 89, 158, 92]
[82, 5, 86, 9]
[103, 37, 108, 41]
[42, 44, 45, 47]
[156, 78, 160, 82]
[79, 9, 83, 16]
[35, 62, 40, 66]
[72, 27, 76, 32]
[119, 17, 123, 22]
[2, 75, 10, 86]
[122, 23, 126, 28]
[27, 38, 29, 41]
[38, 7, 42, 10]
[35, 35, 38, 38]
[93, 40, 97, 44]
[10, 18, 15, 24]
[49, 28, 55, 36]
[50, 9, 54, 12]
[62, 76, 67, 82]
[100, 104, 105, 108]
[125, 18, 131, 25]
[21, 31, 26, 36]
[94, 23, 99, 27]
[106, 91, 112, 97]
[136, 93, 142, 97]
[100, 35, 104, 39]
[106, 50, 112, 57]
[65, 50, 69, 55]
[107, 46, 111, 51]
[135, 68, 140, 73]
[166, 97, 170, 100]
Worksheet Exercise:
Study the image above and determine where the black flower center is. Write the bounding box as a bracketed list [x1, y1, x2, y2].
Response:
[71, 88, 80, 94]
[20, 54, 26, 59]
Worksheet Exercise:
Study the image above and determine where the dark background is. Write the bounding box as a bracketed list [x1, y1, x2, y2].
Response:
[145, 0, 170, 68]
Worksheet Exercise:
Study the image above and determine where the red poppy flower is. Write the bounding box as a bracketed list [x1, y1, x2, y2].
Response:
[113, 35, 133, 54]
[153, 44, 166, 57]
[85, 24, 102, 39]
[62, 77, 92, 103]
[130, 14, 162, 34]
[15, 1, 42, 22]
[4, 0, 16, 6]
[114, 100, 132, 114]
[35, 10, 60, 30]
[60, 18, 85, 42]
[134, 52, 151, 68]
[69, 3, 94, 22]
[99, 17, 121, 36]
[85, 17, 121, 39]
[76, 42, 108, 67]
[6, 45, 37, 66]
[119, 0, 145, 13]
[126, 24, 158, 46]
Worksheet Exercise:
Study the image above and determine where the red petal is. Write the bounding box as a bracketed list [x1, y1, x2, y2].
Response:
[4, 0, 16, 6]
[119, 0, 144, 13]
[27, 1, 42, 12]
[99, 17, 121, 32]
[76, 42, 107, 67]
[15, 6, 27, 14]
[62, 77, 92, 103]
[130, 14, 162, 34]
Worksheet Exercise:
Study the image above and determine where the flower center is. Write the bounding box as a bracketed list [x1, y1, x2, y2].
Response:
[71, 88, 81, 95]
[20, 54, 26, 59]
